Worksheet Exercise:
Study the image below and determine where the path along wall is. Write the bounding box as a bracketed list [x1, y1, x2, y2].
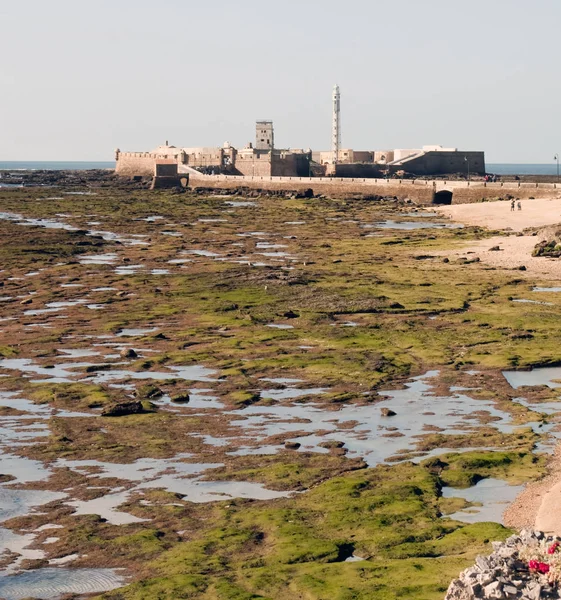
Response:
[187, 174, 561, 204]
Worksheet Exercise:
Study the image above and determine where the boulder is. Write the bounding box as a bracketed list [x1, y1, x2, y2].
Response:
[171, 392, 190, 404]
[120, 348, 138, 359]
[102, 401, 144, 417]
[284, 441, 301, 450]
[380, 407, 396, 417]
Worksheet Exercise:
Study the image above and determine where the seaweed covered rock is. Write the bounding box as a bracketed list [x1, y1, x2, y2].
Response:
[532, 239, 561, 257]
[102, 401, 144, 417]
[170, 392, 190, 404]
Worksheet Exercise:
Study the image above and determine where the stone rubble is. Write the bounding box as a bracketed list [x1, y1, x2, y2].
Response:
[445, 531, 561, 599]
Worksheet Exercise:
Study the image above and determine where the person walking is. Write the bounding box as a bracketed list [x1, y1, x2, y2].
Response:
[517, 200, 522, 211]
[511, 199, 515, 211]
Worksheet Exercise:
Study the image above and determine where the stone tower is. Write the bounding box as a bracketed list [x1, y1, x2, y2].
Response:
[332, 85, 341, 164]
[255, 121, 274, 150]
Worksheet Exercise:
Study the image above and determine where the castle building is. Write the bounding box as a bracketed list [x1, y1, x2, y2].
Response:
[115, 121, 311, 179]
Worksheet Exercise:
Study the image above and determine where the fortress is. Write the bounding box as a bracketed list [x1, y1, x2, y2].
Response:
[115, 121, 485, 181]
[115, 121, 312, 179]
[115, 86, 485, 184]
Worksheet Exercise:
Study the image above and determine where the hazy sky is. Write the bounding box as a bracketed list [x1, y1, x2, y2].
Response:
[1, 0, 559, 162]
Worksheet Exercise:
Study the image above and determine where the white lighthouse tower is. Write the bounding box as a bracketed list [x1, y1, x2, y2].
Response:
[332, 84, 341, 164]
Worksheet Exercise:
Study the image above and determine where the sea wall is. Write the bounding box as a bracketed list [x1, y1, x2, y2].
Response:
[115, 153, 160, 177]
[187, 174, 561, 204]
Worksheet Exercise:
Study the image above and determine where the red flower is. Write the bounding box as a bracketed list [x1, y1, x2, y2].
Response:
[529, 560, 539, 570]
[538, 563, 550, 574]
[548, 542, 559, 554]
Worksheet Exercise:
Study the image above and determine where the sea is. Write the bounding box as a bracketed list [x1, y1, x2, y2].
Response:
[487, 164, 560, 176]
[0, 161, 558, 176]
[0, 161, 114, 171]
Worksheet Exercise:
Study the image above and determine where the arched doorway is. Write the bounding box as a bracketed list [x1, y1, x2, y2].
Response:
[433, 190, 453, 205]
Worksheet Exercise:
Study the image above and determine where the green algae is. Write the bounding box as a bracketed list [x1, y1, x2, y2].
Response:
[0, 188, 560, 598]
[98, 458, 518, 600]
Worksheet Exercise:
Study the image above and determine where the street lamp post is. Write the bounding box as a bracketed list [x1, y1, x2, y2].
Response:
[555, 154, 559, 183]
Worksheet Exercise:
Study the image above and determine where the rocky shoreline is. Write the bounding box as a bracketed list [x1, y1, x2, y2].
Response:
[446, 531, 561, 599]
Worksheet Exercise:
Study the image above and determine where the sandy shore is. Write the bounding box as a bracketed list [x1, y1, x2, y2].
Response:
[435, 197, 561, 232]
[435, 198, 561, 534]
[504, 449, 561, 535]
[434, 199, 561, 281]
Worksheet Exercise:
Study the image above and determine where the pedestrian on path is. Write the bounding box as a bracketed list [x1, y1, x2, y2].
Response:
[517, 200, 522, 211]
[511, 199, 515, 211]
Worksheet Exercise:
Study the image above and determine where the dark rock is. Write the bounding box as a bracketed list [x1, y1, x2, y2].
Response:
[170, 393, 190, 404]
[102, 401, 144, 417]
[380, 407, 396, 417]
[318, 440, 345, 449]
[137, 384, 163, 399]
[283, 310, 299, 319]
[284, 441, 301, 450]
[120, 348, 138, 359]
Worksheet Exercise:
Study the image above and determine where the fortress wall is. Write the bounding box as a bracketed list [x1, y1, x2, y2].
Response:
[115, 153, 159, 177]
[400, 151, 486, 176]
[188, 174, 561, 204]
[449, 182, 559, 203]
[189, 174, 434, 202]
[235, 156, 273, 177]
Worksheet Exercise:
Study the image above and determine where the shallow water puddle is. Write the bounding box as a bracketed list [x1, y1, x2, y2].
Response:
[0, 487, 65, 522]
[185, 249, 222, 257]
[0, 527, 48, 574]
[533, 287, 561, 293]
[0, 568, 126, 599]
[68, 491, 146, 525]
[0, 359, 96, 383]
[87, 365, 219, 385]
[78, 253, 118, 265]
[116, 328, 159, 337]
[57, 457, 289, 521]
[233, 372, 521, 465]
[512, 298, 554, 306]
[503, 367, 561, 389]
[442, 478, 524, 524]
[225, 201, 256, 207]
[255, 242, 288, 249]
[46, 300, 87, 308]
[0, 212, 149, 246]
[363, 220, 463, 230]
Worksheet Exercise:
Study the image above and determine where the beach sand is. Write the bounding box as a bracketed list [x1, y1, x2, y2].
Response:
[436, 197, 561, 233]
[434, 199, 561, 281]
[435, 197, 561, 534]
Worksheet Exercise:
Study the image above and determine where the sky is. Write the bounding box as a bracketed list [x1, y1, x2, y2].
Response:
[1, 0, 559, 162]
